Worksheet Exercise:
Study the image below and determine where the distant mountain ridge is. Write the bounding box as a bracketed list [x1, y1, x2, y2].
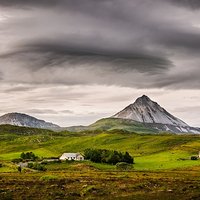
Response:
[113, 95, 200, 134]
[0, 96, 199, 134]
[0, 113, 60, 129]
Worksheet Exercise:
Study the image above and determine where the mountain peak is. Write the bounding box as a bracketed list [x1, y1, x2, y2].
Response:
[135, 95, 151, 103]
[113, 95, 188, 127]
[140, 94, 150, 99]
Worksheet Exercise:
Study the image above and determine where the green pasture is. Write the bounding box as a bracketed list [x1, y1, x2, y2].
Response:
[1, 125, 200, 171]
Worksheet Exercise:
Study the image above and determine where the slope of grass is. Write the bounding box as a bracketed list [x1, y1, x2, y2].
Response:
[1, 124, 200, 170]
[0, 124, 55, 135]
[88, 118, 157, 133]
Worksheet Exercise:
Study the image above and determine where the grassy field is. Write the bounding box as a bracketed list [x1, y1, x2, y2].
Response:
[1, 125, 200, 199]
[1, 125, 200, 171]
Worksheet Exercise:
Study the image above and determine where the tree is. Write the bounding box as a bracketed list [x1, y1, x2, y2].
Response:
[107, 151, 120, 165]
[84, 148, 134, 165]
[20, 152, 26, 160]
[20, 152, 38, 161]
[101, 149, 110, 163]
[122, 152, 134, 164]
[28, 162, 46, 171]
[84, 148, 93, 160]
[90, 149, 102, 163]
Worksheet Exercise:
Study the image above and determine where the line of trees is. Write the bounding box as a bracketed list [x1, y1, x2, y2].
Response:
[84, 148, 134, 165]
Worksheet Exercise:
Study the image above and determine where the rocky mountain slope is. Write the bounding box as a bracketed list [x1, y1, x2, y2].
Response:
[113, 95, 200, 134]
[0, 113, 60, 129]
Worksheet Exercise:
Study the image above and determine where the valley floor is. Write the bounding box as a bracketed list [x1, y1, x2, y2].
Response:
[1, 167, 200, 200]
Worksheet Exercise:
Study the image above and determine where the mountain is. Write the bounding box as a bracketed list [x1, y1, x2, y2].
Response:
[0, 113, 60, 129]
[113, 95, 200, 134]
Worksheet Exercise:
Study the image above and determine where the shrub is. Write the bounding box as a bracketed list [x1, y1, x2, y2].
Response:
[53, 160, 61, 163]
[116, 162, 133, 170]
[40, 175, 59, 181]
[81, 185, 96, 196]
[65, 159, 74, 163]
[35, 163, 46, 171]
[28, 162, 46, 171]
[41, 161, 48, 165]
[0, 163, 2, 168]
[27, 162, 34, 168]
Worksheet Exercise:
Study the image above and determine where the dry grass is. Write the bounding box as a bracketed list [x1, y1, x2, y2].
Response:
[1, 164, 200, 200]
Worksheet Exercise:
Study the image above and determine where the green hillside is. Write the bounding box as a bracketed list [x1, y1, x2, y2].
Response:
[0, 124, 54, 135]
[88, 118, 157, 133]
[1, 124, 200, 171]
[63, 118, 158, 133]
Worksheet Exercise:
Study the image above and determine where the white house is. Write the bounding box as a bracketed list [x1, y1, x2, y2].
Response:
[59, 153, 84, 161]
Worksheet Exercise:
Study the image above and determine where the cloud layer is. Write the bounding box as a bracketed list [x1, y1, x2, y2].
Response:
[0, 0, 199, 126]
[0, 0, 200, 88]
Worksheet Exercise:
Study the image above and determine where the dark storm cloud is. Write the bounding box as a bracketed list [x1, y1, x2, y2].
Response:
[154, 68, 200, 89]
[3, 0, 199, 11]
[0, 0, 64, 7]
[159, 31, 200, 52]
[0, 41, 172, 74]
[0, 0, 128, 12]
[167, 0, 200, 9]
[0, 0, 200, 89]
[0, 0, 99, 7]
[0, 0, 199, 127]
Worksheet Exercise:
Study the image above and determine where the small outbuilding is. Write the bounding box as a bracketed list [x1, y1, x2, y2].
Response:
[59, 153, 84, 161]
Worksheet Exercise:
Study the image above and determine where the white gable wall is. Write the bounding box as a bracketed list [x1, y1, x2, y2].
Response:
[60, 153, 84, 161]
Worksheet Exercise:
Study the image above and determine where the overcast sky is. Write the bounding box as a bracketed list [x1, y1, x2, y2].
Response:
[0, 0, 199, 127]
